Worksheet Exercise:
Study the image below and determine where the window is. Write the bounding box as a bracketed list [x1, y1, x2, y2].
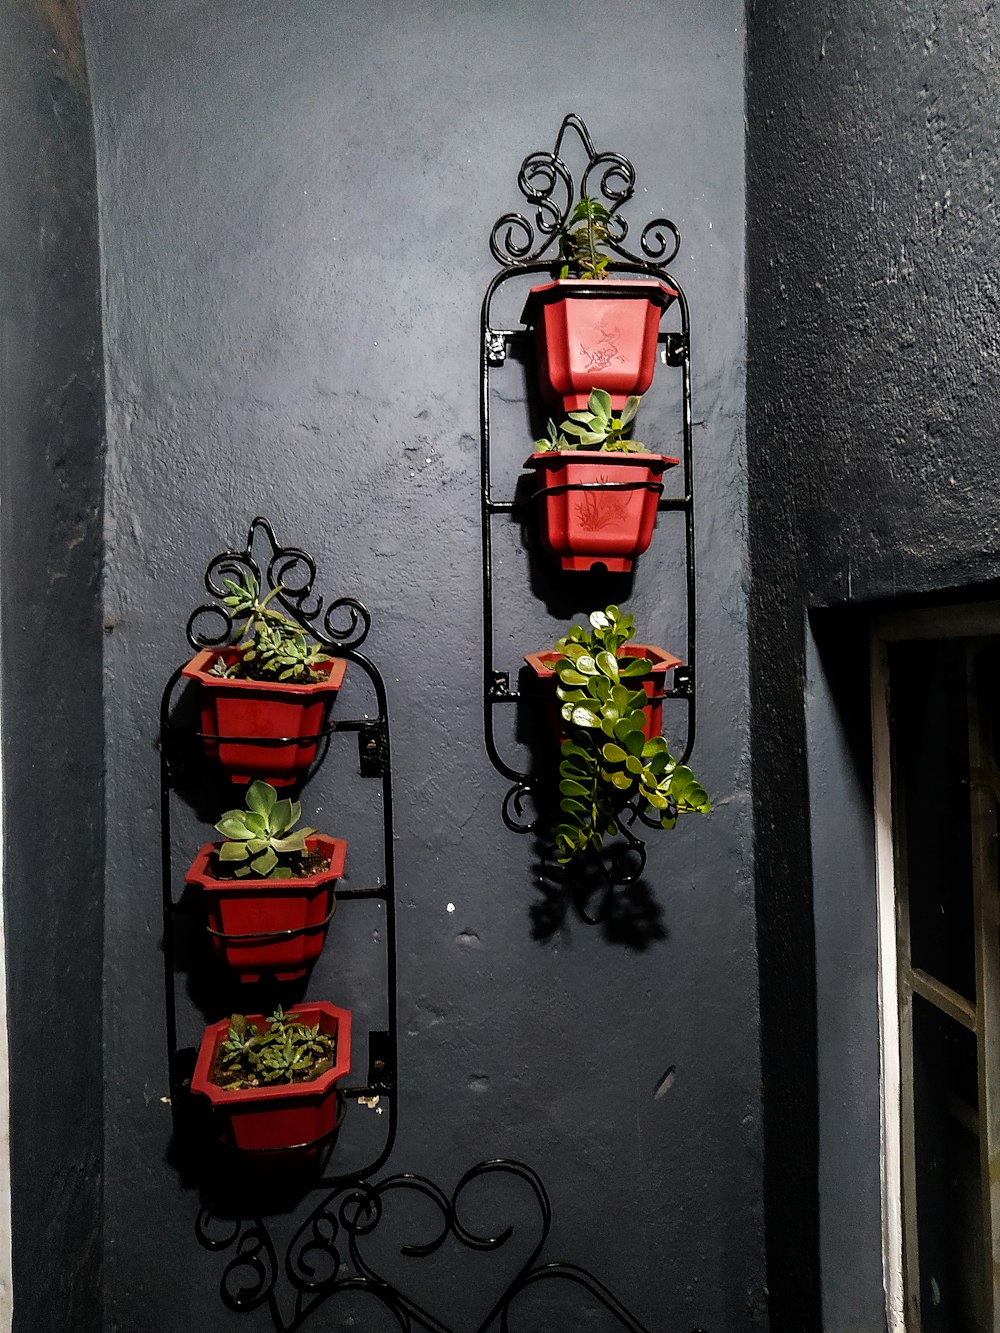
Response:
[872, 608, 1000, 1331]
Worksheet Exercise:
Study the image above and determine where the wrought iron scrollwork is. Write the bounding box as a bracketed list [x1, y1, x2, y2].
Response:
[186, 515, 371, 654]
[197, 1159, 708, 1333]
[489, 112, 680, 270]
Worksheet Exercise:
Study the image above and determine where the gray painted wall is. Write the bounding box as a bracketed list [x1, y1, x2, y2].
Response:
[83, 1, 760, 1329]
[748, 0, 1000, 1325]
[0, 1, 105, 1328]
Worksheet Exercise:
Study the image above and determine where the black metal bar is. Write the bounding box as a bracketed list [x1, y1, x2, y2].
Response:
[204, 899, 337, 943]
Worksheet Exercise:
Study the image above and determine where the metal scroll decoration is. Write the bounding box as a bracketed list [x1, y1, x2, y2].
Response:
[186, 515, 372, 656]
[481, 115, 697, 925]
[489, 112, 681, 271]
[196, 1158, 708, 1333]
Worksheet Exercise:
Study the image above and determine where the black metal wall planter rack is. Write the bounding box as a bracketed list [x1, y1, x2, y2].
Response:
[481, 114, 699, 922]
[159, 515, 399, 1167]
[161, 518, 710, 1331]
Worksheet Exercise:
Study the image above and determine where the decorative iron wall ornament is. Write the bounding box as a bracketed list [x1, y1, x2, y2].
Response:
[196, 1158, 709, 1333]
[489, 112, 681, 271]
[480, 115, 698, 925]
[186, 515, 372, 656]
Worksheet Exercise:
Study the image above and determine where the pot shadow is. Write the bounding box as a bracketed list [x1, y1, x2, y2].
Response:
[160, 675, 331, 829]
[163, 1060, 345, 1218]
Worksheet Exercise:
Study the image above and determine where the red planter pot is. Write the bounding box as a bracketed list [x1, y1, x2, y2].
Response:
[191, 1001, 352, 1154]
[521, 279, 678, 414]
[525, 644, 683, 743]
[526, 450, 678, 573]
[186, 834, 348, 983]
[182, 648, 347, 786]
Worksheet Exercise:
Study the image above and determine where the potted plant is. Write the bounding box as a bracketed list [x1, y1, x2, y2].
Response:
[521, 197, 679, 414]
[186, 780, 347, 983]
[525, 606, 709, 863]
[526, 388, 677, 572]
[191, 1002, 351, 1154]
[182, 572, 347, 785]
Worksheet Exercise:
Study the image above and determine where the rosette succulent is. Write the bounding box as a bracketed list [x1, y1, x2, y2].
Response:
[551, 605, 711, 863]
[217, 1007, 336, 1090]
[535, 389, 644, 455]
[214, 780, 316, 879]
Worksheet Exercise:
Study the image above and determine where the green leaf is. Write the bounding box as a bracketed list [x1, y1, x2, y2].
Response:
[245, 781, 277, 816]
[610, 772, 632, 790]
[246, 838, 268, 854]
[625, 755, 644, 775]
[570, 706, 602, 729]
[602, 743, 628, 763]
[573, 655, 598, 676]
[218, 842, 249, 861]
[642, 736, 669, 757]
[271, 798, 293, 831]
[646, 791, 669, 810]
[595, 651, 619, 680]
[619, 657, 652, 677]
[620, 396, 640, 427]
[242, 811, 266, 837]
[560, 779, 590, 798]
[271, 833, 308, 854]
[215, 815, 251, 839]
[622, 728, 646, 757]
[556, 668, 588, 687]
[589, 610, 611, 631]
[588, 388, 613, 419]
[251, 847, 279, 875]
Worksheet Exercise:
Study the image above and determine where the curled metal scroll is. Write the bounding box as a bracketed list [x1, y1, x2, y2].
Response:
[489, 113, 680, 270]
[185, 515, 371, 654]
[501, 782, 539, 835]
[197, 1158, 706, 1332]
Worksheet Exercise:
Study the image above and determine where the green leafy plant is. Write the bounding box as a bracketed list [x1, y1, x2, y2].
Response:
[550, 605, 711, 864]
[214, 780, 316, 879]
[208, 572, 330, 683]
[558, 196, 613, 280]
[216, 1007, 336, 1090]
[535, 388, 644, 454]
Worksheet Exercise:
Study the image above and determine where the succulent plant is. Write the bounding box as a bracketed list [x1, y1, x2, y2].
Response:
[209, 572, 330, 683]
[214, 780, 316, 879]
[216, 1007, 336, 1090]
[558, 196, 613, 281]
[550, 606, 711, 863]
[535, 389, 644, 455]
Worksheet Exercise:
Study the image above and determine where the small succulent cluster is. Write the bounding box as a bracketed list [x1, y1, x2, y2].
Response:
[551, 606, 711, 864]
[209, 572, 330, 683]
[559, 196, 613, 280]
[214, 780, 316, 879]
[535, 388, 644, 455]
[216, 1007, 336, 1090]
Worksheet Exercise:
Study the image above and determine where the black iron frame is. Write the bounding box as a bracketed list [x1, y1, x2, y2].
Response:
[159, 515, 399, 1172]
[480, 114, 697, 918]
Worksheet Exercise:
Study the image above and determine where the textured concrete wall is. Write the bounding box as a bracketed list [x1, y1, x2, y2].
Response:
[747, 0, 1000, 1326]
[0, 1, 105, 1328]
[83, 1, 759, 1329]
